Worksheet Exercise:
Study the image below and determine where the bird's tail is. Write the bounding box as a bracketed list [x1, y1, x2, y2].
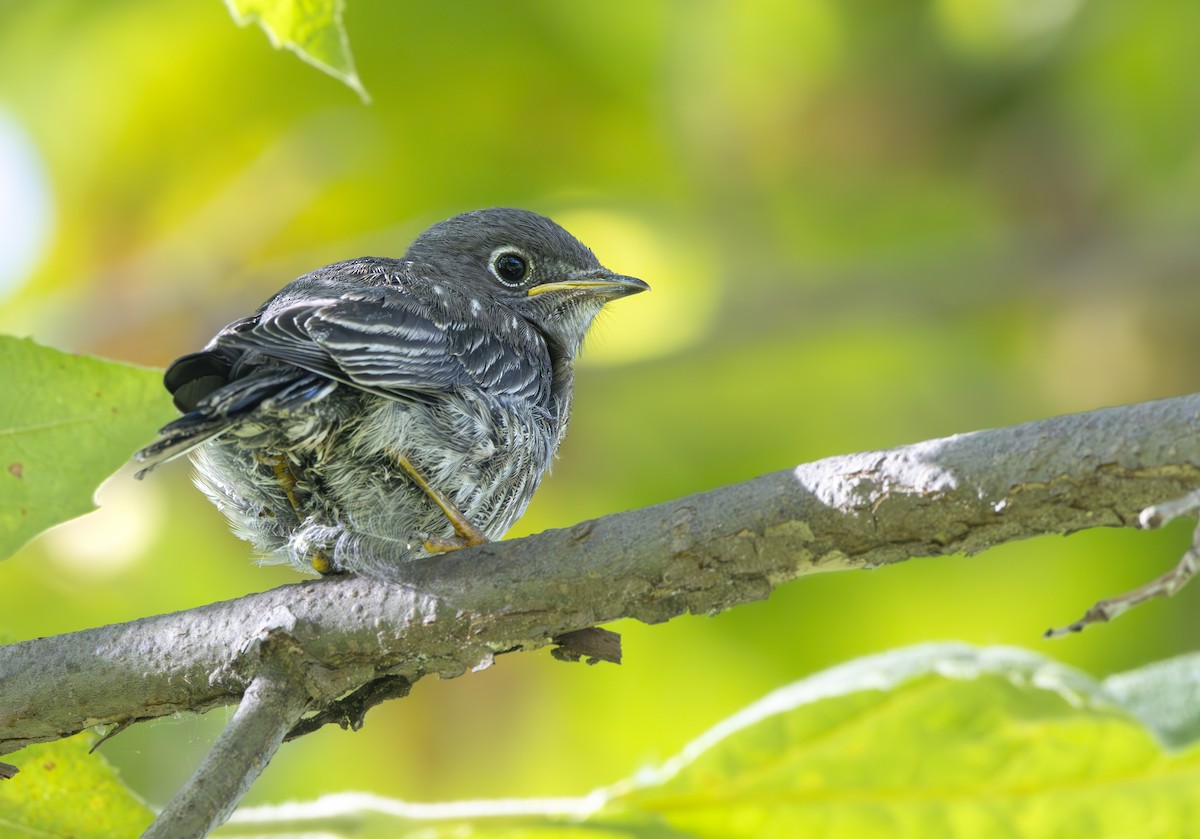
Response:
[134, 367, 338, 478]
[133, 413, 228, 478]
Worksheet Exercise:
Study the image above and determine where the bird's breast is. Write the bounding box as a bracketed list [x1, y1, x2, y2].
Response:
[349, 390, 563, 480]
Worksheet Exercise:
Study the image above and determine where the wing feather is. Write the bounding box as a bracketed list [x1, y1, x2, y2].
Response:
[137, 282, 551, 474]
[224, 287, 549, 403]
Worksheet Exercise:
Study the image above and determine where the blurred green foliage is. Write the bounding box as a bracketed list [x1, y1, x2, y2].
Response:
[1, 0, 1199, 819]
[1, 732, 153, 836]
[210, 645, 1200, 838]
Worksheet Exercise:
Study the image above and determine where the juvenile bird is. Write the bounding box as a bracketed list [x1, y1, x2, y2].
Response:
[136, 208, 648, 577]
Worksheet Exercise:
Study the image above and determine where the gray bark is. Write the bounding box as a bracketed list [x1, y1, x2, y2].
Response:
[143, 639, 311, 838]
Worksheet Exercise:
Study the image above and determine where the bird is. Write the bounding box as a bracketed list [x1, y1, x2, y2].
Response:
[135, 208, 648, 578]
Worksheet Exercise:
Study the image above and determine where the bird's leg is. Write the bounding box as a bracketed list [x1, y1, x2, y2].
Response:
[392, 452, 489, 554]
[267, 455, 302, 511]
[258, 453, 336, 575]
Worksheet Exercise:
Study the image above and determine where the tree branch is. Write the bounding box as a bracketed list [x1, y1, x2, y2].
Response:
[1045, 519, 1200, 637]
[2, 395, 1199, 761]
[144, 631, 311, 838]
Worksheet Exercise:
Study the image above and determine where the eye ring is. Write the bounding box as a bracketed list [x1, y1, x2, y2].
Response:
[489, 248, 531, 287]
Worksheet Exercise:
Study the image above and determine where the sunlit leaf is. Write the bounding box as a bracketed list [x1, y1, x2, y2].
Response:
[610, 644, 1199, 837]
[1104, 650, 1200, 749]
[0, 732, 154, 837]
[0, 335, 174, 561]
[224, 0, 369, 101]
[216, 644, 1200, 838]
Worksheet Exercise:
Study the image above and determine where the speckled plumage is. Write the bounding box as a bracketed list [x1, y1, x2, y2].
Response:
[135, 208, 647, 577]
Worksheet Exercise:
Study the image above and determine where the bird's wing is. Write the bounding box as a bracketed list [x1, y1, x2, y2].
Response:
[135, 287, 548, 474]
[222, 287, 549, 404]
[136, 364, 337, 471]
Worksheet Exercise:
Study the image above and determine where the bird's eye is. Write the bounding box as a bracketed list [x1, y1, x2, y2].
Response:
[491, 251, 530, 286]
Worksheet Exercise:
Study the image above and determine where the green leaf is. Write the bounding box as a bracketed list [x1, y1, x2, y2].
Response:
[224, 0, 369, 102]
[1104, 650, 1200, 749]
[0, 732, 154, 837]
[214, 644, 1200, 839]
[0, 335, 175, 561]
[607, 644, 1199, 837]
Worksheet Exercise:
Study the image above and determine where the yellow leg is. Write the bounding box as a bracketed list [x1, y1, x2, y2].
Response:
[311, 550, 335, 575]
[260, 454, 338, 575]
[393, 452, 489, 554]
[256, 453, 303, 511]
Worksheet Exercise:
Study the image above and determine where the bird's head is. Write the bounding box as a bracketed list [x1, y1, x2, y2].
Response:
[404, 208, 648, 359]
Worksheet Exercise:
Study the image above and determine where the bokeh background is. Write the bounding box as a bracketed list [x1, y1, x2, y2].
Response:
[3, 0, 1200, 810]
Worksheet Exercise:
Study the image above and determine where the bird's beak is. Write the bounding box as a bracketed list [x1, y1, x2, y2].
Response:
[527, 271, 650, 299]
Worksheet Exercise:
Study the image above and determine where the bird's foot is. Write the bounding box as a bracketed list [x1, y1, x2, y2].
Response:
[311, 550, 338, 575]
[423, 521, 489, 554]
[390, 449, 490, 555]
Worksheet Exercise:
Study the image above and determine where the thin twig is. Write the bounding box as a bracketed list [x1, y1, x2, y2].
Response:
[142, 641, 311, 839]
[1046, 519, 1200, 638]
[89, 719, 134, 754]
[1140, 488, 1200, 530]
